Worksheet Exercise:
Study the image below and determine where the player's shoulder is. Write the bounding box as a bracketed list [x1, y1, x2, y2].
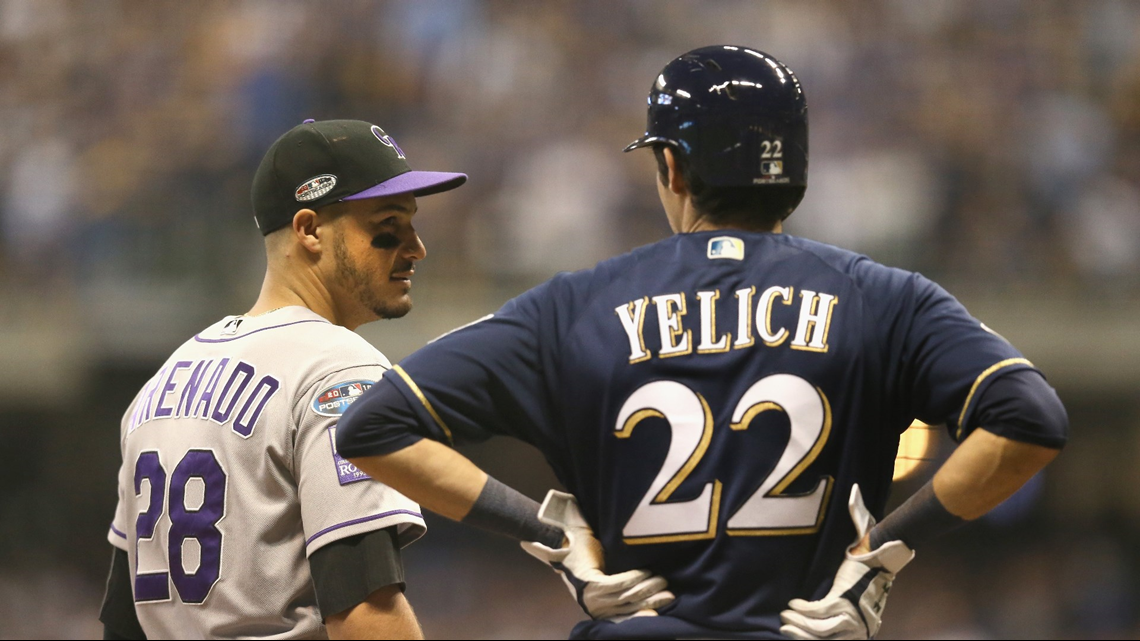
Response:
[756, 233, 877, 276]
[768, 234, 931, 297]
[505, 241, 667, 317]
[189, 307, 391, 386]
[290, 316, 390, 367]
[539, 236, 686, 294]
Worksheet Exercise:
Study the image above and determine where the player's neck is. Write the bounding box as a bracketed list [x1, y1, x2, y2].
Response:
[681, 218, 783, 234]
[248, 270, 347, 328]
[674, 201, 782, 234]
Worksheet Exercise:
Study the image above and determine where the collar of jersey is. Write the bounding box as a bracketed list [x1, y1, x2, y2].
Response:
[193, 306, 331, 343]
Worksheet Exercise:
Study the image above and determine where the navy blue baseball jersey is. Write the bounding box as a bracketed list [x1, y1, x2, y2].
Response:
[337, 231, 1036, 639]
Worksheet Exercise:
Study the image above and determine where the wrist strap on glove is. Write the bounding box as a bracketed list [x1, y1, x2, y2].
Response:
[521, 490, 674, 620]
[780, 485, 914, 640]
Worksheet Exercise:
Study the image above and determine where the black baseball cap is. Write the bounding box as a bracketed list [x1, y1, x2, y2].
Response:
[251, 119, 467, 235]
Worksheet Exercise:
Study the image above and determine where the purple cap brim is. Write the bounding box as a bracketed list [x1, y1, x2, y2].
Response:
[343, 170, 468, 201]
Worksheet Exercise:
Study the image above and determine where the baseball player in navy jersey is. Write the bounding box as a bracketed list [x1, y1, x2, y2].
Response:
[98, 119, 670, 639]
[334, 46, 1069, 640]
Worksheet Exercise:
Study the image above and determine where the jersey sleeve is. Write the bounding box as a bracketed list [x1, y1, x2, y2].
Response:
[337, 282, 562, 458]
[294, 364, 427, 556]
[108, 389, 144, 551]
[867, 265, 1040, 441]
[108, 459, 131, 551]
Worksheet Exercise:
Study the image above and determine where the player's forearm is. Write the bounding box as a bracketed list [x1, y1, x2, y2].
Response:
[931, 427, 1060, 520]
[325, 585, 423, 640]
[350, 439, 486, 521]
[862, 428, 1061, 553]
[865, 368, 1067, 552]
[349, 440, 564, 546]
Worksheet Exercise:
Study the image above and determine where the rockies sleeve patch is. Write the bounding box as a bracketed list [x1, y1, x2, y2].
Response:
[328, 426, 372, 485]
[312, 380, 374, 417]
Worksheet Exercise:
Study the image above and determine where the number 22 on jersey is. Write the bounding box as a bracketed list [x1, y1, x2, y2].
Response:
[615, 374, 833, 544]
[133, 450, 227, 604]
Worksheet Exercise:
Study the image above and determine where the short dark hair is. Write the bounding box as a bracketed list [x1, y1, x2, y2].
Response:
[654, 146, 804, 230]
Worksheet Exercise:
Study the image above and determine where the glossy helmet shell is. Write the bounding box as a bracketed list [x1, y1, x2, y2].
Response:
[624, 45, 807, 188]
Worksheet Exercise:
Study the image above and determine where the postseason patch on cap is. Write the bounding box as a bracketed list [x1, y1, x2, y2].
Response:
[312, 380, 374, 417]
[296, 174, 337, 202]
[708, 236, 745, 261]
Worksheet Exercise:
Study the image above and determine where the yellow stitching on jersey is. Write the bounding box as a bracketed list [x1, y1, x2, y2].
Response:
[654, 293, 693, 358]
[623, 480, 721, 545]
[726, 478, 834, 537]
[696, 290, 732, 354]
[761, 286, 793, 347]
[733, 286, 756, 349]
[729, 401, 784, 431]
[956, 358, 1034, 440]
[788, 291, 838, 353]
[654, 393, 714, 503]
[393, 365, 455, 445]
[724, 386, 834, 537]
[772, 388, 832, 495]
[614, 409, 665, 438]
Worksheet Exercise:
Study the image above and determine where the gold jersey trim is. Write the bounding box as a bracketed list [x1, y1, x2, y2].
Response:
[392, 365, 455, 446]
[955, 358, 1034, 440]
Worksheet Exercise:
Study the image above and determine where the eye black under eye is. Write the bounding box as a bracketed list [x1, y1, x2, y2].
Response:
[372, 233, 400, 249]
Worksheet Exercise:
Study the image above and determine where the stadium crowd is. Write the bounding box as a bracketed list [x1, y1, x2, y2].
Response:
[2, 1, 1139, 290]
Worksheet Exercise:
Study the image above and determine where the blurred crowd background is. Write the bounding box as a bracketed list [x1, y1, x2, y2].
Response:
[1, 1, 1138, 638]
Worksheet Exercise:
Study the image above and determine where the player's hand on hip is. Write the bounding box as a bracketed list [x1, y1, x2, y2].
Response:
[520, 490, 675, 620]
[779, 484, 914, 640]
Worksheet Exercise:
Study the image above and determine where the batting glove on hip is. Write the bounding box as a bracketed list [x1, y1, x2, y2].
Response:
[779, 484, 914, 640]
[520, 490, 675, 620]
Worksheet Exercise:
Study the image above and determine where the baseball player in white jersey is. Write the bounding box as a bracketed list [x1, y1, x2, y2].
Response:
[100, 119, 674, 639]
[98, 119, 464, 639]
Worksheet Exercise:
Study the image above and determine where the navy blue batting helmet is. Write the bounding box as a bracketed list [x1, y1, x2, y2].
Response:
[624, 45, 807, 189]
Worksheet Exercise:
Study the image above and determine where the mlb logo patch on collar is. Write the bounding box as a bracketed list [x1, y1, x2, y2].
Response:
[708, 236, 745, 261]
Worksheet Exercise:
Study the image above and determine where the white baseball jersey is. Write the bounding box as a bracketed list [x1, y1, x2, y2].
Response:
[107, 306, 425, 639]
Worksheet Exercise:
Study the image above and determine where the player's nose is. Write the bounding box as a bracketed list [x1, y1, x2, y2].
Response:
[402, 231, 426, 262]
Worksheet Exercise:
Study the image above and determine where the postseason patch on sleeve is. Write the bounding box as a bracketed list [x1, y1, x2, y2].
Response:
[313, 380, 375, 485]
[327, 426, 371, 485]
[312, 380, 374, 417]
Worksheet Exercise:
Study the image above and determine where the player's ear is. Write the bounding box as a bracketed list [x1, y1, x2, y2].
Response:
[663, 147, 688, 196]
[292, 209, 321, 254]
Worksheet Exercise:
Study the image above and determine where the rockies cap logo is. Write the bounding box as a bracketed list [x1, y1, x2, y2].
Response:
[371, 125, 406, 159]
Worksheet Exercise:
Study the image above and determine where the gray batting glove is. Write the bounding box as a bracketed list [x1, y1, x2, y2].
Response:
[520, 490, 675, 620]
[779, 484, 914, 640]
